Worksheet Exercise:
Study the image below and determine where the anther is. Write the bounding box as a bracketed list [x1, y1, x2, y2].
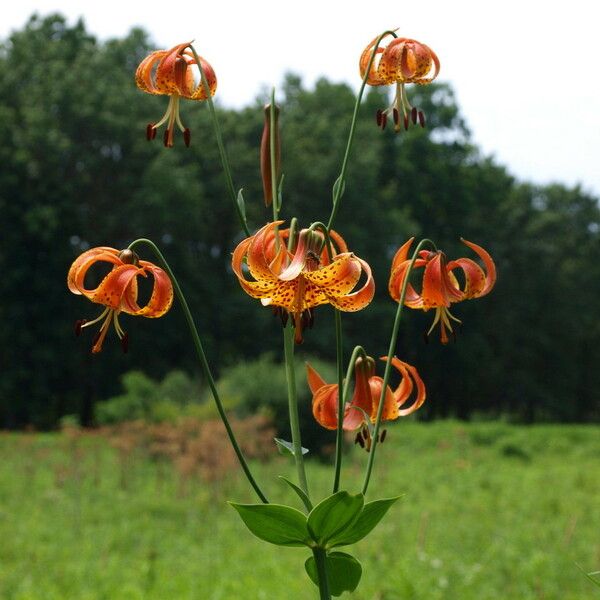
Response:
[403, 115, 410, 131]
[379, 429, 387, 443]
[74, 319, 86, 336]
[411, 107, 418, 125]
[376, 109, 383, 127]
[120, 332, 129, 354]
[381, 112, 387, 130]
[146, 124, 156, 141]
[355, 431, 365, 448]
[183, 128, 191, 147]
[418, 111, 426, 128]
[393, 108, 399, 126]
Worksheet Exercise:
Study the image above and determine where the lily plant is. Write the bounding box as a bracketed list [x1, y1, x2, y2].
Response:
[68, 30, 496, 598]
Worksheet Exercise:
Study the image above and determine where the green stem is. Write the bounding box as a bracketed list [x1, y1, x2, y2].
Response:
[332, 311, 344, 493]
[128, 238, 268, 503]
[283, 323, 310, 497]
[332, 344, 366, 493]
[312, 547, 331, 600]
[326, 30, 397, 231]
[361, 238, 436, 495]
[188, 45, 250, 236]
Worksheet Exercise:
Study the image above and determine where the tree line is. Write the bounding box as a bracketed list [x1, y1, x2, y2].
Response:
[1, 14, 599, 428]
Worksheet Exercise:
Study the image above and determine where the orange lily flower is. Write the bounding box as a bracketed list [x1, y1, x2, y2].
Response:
[135, 42, 217, 147]
[389, 238, 496, 343]
[68, 247, 174, 353]
[307, 355, 426, 442]
[360, 31, 440, 132]
[232, 222, 375, 343]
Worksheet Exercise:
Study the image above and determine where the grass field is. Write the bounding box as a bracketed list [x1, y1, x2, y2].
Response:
[0, 421, 599, 599]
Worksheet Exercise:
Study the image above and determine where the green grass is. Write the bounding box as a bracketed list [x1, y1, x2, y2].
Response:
[0, 421, 599, 599]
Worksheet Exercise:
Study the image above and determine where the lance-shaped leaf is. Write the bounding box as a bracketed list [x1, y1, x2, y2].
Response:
[305, 552, 362, 597]
[328, 496, 401, 547]
[229, 502, 310, 547]
[307, 491, 364, 546]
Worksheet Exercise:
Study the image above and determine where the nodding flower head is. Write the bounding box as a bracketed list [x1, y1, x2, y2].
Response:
[68, 247, 173, 353]
[360, 31, 440, 132]
[232, 222, 375, 343]
[389, 238, 496, 343]
[136, 42, 217, 147]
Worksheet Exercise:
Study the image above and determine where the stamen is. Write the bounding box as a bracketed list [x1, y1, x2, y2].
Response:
[146, 124, 157, 141]
[418, 111, 426, 128]
[183, 128, 191, 147]
[393, 108, 399, 126]
[411, 107, 418, 125]
[381, 112, 387, 130]
[81, 307, 111, 329]
[379, 429, 387, 443]
[163, 129, 173, 148]
[355, 431, 365, 448]
[403, 115, 409, 131]
[74, 319, 87, 336]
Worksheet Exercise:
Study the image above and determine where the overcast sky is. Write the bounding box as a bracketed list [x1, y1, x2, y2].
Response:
[2, 0, 599, 195]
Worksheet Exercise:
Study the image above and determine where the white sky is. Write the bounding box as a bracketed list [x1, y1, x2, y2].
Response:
[2, 0, 600, 196]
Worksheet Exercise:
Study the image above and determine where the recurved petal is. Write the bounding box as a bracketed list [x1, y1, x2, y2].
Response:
[68, 247, 121, 296]
[231, 235, 278, 299]
[312, 383, 341, 430]
[154, 42, 191, 95]
[127, 262, 174, 317]
[388, 259, 426, 306]
[422, 252, 463, 308]
[367, 377, 398, 422]
[303, 253, 360, 292]
[325, 256, 375, 312]
[390, 237, 415, 273]
[359, 33, 392, 85]
[188, 55, 217, 100]
[306, 363, 327, 394]
[246, 222, 284, 283]
[135, 50, 168, 95]
[91, 264, 141, 310]
[458, 239, 496, 297]
[385, 356, 426, 416]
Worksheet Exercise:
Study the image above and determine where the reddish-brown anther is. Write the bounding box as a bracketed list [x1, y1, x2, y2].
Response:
[393, 108, 399, 125]
[146, 123, 157, 140]
[74, 319, 86, 336]
[418, 111, 425, 127]
[376, 109, 383, 126]
[411, 106, 418, 124]
[183, 128, 191, 147]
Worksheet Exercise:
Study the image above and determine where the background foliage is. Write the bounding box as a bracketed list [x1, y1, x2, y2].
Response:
[1, 14, 599, 428]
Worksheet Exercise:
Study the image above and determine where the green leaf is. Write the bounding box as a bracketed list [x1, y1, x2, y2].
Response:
[332, 176, 346, 203]
[229, 502, 310, 547]
[307, 491, 364, 545]
[279, 476, 313, 511]
[236, 188, 247, 221]
[329, 496, 401, 547]
[305, 552, 362, 596]
[274, 437, 309, 456]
